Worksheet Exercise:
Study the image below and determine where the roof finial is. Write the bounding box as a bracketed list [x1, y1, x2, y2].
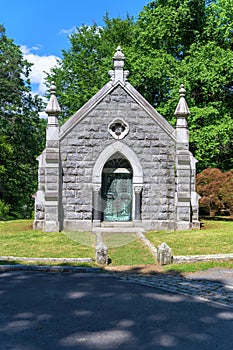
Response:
[110, 46, 126, 84]
[179, 84, 186, 98]
[114, 46, 125, 62]
[174, 84, 190, 116]
[50, 81, 57, 95]
[174, 84, 190, 148]
[45, 81, 61, 116]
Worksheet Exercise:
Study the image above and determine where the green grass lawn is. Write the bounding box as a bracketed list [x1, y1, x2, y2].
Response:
[0, 219, 233, 272]
[147, 220, 233, 272]
[0, 220, 94, 259]
[146, 220, 233, 255]
[107, 238, 156, 266]
[164, 260, 233, 273]
[0, 220, 155, 266]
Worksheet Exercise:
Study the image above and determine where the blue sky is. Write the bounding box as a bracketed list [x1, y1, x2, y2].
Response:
[1, 0, 148, 98]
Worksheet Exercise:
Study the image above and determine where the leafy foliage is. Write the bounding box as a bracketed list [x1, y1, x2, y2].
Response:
[196, 168, 233, 216]
[0, 25, 46, 219]
[135, 0, 206, 59]
[48, 0, 233, 171]
[49, 15, 135, 121]
[0, 199, 10, 220]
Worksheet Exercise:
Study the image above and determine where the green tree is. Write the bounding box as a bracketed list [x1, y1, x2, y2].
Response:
[174, 42, 233, 170]
[204, 0, 233, 50]
[49, 15, 135, 121]
[0, 25, 46, 219]
[134, 1, 233, 171]
[48, 1, 233, 171]
[135, 0, 206, 59]
[0, 135, 12, 219]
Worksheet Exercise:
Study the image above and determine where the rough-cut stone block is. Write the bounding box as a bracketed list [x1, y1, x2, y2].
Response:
[46, 151, 59, 162]
[157, 242, 172, 265]
[46, 175, 58, 184]
[44, 221, 59, 232]
[176, 221, 192, 230]
[45, 191, 58, 200]
[46, 183, 58, 191]
[95, 244, 108, 265]
[177, 193, 191, 201]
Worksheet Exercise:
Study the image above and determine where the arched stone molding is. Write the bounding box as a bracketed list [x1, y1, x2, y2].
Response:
[92, 141, 143, 185]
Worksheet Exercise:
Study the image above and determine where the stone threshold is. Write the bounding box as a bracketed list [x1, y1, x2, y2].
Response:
[101, 221, 134, 227]
[93, 227, 145, 234]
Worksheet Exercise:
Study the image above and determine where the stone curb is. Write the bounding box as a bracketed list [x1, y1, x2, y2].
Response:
[0, 256, 94, 263]
[0, 264, 101, 273]
[173, 253, 233, 264]
[110, 272, 233, 309]
[135, 233, 233, 265]
[136, 232, 158, 259]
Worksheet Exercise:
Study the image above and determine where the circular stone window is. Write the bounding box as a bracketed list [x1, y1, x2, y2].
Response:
[108, 118, 129, 140]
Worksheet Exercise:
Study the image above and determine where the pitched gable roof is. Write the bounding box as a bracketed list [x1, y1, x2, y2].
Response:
[59, 46, 176, 141]
[59, 79, 176, 141]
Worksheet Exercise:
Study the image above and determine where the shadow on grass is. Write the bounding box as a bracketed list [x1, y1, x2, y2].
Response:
[201, 216, 233, 222]
[0, 260, 96, 268]
[0, 260, 19, 265]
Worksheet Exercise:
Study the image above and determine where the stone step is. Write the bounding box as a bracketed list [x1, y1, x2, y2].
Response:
[93, 227, 145, 234]
[101, 221, 133, 228]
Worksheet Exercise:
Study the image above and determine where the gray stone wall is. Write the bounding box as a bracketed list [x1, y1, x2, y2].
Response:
[60, 86, 176, 229]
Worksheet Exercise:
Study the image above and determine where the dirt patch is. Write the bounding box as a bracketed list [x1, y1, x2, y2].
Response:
[104, 264, 163, 274]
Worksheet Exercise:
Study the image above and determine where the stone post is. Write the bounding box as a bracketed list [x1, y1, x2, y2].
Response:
[134, 185, 143, 221]
[95, 232, 108, 265]
[33, 152, 46, 230]
[93, 184, 101, 226]
[95, 244, 108, 265]
[190, 155, 201, 229]
[157, 243, 172, 265]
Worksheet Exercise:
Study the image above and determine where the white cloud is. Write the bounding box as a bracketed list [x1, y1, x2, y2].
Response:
[21, 45, 61, 96]
[59, 25, 103, 38]
[38, 111, 48, 119]
[59, 27, 76, 35]
[21, 45, 42, 55]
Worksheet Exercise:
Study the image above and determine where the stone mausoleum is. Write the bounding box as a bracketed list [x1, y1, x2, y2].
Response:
[33, 47, 200, 232]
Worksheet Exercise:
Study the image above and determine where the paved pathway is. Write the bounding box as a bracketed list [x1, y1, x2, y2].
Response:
[1, 271, 233, 350]
[1, 265, 233, 308]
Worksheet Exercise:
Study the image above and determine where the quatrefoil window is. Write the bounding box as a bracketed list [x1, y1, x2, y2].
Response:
[108, 118, 129, 140]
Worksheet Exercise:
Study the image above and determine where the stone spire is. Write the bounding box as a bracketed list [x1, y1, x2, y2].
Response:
[45, 82, 61, 120]
[174, 84, 190, 117]
[174, 84, 190, 149]
[174, 85, 192, 230]
[109, 46, 129, 84]
[45, 82, 60, 144]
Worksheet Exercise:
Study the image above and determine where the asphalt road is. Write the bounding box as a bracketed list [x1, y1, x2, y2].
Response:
[0, 272, 233, 350]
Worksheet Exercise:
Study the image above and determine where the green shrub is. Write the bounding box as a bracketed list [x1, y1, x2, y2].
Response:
[0, 200, 10, 220]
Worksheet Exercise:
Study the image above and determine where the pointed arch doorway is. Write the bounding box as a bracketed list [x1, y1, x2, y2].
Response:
[101, 154, 132, 222]
[92, 141, 143, 226]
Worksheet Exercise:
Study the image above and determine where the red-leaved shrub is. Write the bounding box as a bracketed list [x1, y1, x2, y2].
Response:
[196, 168, 233, 217]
